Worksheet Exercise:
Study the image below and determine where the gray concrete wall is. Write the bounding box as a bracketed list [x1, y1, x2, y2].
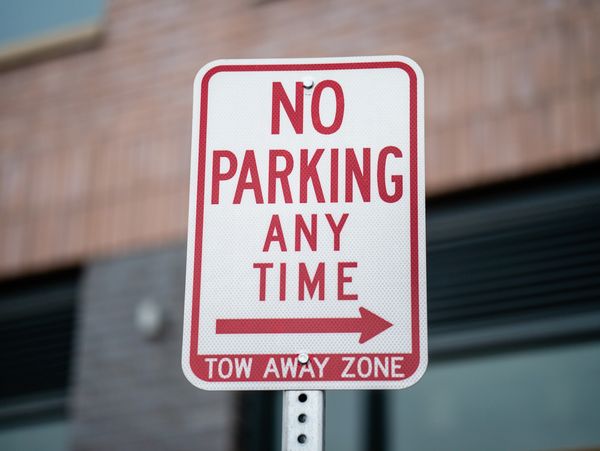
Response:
[71, 244, 236, 451]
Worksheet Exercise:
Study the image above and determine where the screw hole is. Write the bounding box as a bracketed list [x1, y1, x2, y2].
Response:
[302, 77, 314, 89]
[298, 393, 308, 403]
[298, 434, 307, 444]
[298, 414, 307, 423]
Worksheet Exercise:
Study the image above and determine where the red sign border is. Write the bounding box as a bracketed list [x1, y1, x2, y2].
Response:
[188, 61, 422, 385]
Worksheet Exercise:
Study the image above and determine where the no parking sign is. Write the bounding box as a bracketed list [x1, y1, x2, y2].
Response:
[182, 56, 427, 390]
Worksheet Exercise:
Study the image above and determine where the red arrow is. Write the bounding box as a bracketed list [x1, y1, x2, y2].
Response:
[216, 307, 393, 344]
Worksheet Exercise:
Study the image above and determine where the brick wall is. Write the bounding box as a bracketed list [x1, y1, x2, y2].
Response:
[71, 245, 235, 451]
[1, 0, 599, 276]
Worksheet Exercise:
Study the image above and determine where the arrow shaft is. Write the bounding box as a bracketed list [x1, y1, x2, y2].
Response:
[216, 317, 361, 335]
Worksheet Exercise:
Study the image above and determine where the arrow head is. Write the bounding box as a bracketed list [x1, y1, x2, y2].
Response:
[358, 307, 393, 344]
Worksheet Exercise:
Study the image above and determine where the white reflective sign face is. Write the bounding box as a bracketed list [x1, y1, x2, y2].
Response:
[182, 56, 427, 390]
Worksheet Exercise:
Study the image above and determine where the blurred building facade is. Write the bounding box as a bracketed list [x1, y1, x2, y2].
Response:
[0, 1, 599, 450]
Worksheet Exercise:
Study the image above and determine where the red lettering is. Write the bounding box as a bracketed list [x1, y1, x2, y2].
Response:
[299, 148, 325, 203]
[268, 149, 293, 203]
[233, 151, 264, 204]
[279, 262, 286, 301]
[211, 150, 237, 204]
[330, 148, 339, 202]
[263, 215, 287, 252]
[377, 146, 403, 203]
[311, 80, 344, 134]
[345, 148, 371, 202]
[253, 263, 273, 301]
[295, 214, 317, 251]
[338, 262, 358, 300]
[272, 82, 303, 134]
[325, 213, 349, 251]
[214, 145, 404, 205]
[298, 262, 325, 300]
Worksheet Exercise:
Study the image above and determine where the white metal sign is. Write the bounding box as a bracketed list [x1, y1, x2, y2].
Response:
[182, 56, 427, 390]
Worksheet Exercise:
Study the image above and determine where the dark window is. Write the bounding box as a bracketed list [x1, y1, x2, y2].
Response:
[0, 267, 79, 451]
[427, 163, 600, 356]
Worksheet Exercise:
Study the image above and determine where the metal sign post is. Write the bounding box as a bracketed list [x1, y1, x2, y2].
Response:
[282, 391, 324, 451]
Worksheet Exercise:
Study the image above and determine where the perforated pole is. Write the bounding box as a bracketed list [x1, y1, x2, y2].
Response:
[282, 390, 324, 451]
